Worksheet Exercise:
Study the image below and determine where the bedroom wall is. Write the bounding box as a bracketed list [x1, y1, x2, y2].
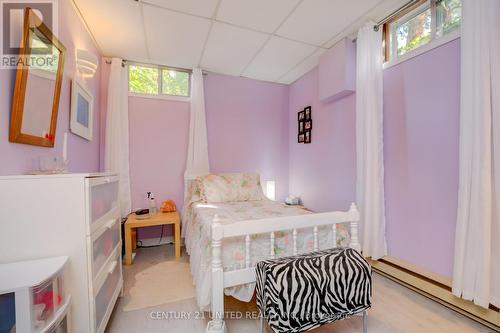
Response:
[123, 72, 290, 239]
[204, 72, 290, 202]
[383, 38, 460, 278]
[288, 38, 460, 279]
[288, 67, 356, 212]
[0, 1, 102, 175]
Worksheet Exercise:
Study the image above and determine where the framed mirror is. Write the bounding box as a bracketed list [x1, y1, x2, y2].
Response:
[9, 8, 66, 147]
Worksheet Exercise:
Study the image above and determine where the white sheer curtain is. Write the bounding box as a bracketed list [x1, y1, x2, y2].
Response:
[355, 22, 387, 260]
[453, 0, 500, 309]
[104, 58, 131, 218]
[182, 68, 210, 234]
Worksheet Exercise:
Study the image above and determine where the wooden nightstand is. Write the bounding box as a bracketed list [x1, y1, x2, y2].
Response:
[124, 211, 181, 265]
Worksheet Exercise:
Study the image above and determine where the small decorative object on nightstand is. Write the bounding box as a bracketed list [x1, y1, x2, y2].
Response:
[124, 211, 181, 265]
[285, 195, 301, 206]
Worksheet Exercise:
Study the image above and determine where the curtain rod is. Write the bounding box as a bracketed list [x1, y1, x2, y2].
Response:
[104, 59, 127, 67]
[103, 59, 207, 75]
[374, 0, 423, 31]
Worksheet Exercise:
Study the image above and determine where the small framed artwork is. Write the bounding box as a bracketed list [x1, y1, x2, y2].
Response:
[298, 106, 312, 144]
[70, 79, 93, 141]
[298, 121, 304, 134]
[304, 120, 312, 130]
[305, 131, 311, 144]
[304, 106, 311, 120]
[298, 110, 305, 121]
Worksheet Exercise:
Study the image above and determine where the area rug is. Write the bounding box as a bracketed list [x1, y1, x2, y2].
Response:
[123, 261, 195, 311]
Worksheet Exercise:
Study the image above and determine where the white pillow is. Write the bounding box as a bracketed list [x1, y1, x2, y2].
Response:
[197, 173, 264, 203]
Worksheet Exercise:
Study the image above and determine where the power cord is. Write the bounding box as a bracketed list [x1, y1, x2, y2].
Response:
[136, 224, 174, 248]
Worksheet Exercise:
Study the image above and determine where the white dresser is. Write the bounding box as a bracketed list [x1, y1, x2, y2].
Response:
[0, 173, 123, 333]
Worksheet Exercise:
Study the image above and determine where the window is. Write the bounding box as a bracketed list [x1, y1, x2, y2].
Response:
[128, 64, 191, 98]
[384, 0, 461, 61]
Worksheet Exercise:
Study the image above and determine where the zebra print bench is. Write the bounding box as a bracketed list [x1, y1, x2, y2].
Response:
[255, 247, 371, 333]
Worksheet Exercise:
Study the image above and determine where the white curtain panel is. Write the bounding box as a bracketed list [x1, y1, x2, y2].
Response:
[453, 0, 500, 309]
[184, 68, 210, 180]
[355, 22, 387, 260]
[104, 58, 132, 218]
[182, 68, 210, 234]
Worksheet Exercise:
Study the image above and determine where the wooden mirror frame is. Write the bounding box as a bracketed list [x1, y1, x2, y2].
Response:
[9, 8, 66, 147]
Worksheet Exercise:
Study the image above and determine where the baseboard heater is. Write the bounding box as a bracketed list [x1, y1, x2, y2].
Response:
[368, 257, 500, 331]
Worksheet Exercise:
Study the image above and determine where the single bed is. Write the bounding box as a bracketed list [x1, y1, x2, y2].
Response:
[182, 173, 360, 333]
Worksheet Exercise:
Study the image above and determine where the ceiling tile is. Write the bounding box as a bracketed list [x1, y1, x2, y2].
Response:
[276, 0, 380, 46]
[322, 0, 407, 48]
[142, 5, 211, 69]
[278, 48, 325, 84]
[216, 0, 300, 33]
[74, 0, 148, 62]
[243, 36, 316, 82]
[142, 0, 219, 18]
[200, 22, 268, 76]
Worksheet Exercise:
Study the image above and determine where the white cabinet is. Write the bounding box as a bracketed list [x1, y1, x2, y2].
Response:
[0, 256, 70, 333]
[0, 173, 122, 333]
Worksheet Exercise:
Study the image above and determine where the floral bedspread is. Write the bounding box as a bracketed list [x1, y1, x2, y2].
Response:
[184, 199, 350, 309]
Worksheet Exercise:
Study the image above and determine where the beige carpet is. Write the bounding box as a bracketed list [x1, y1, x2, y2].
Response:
[122, 261, 195, 311]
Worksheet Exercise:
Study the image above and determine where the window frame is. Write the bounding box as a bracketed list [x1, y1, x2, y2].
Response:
[383, 0, 461, 66]
[127, 62, 192, 101]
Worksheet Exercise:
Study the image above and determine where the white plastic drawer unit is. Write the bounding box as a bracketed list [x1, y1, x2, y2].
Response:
[0, 256, 71, 333]
[45, 313, 68, 333]
[86, 176, 119, 234]
[93, 249, 122, 333]
[31, 270, 67, 332]
[90, 217, 121, 279]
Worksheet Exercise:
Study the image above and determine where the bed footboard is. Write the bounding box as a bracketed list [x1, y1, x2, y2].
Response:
[206, 203, 360, 333]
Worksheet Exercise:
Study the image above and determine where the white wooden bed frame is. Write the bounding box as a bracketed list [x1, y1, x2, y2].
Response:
[206, 203, 361, 333]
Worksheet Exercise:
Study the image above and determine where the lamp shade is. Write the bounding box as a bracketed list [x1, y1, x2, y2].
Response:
[76, 49, 98, 77]
[262, 180, 276, 201]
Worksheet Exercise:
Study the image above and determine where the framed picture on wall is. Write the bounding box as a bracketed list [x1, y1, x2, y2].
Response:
[304, 106, 311, 120]
[304, 120, 312, 130]
[298, 121, 304, 134]
[70, 79, 93, 141]
[298, 106, 312, 144]
[298, 110, 305, 121]
[304, 130, 311, 144]
[298, 133, 305, 143]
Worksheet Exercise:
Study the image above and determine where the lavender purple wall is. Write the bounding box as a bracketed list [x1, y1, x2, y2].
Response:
[205, 73, 290, 202]
[124, 72, 290, 239]
[128, 96, 190, 239]
[288, 67, 356, 213]
[288, 38, 460, 278]
[0, 1, 102, 175]
[384, 38, 460, 278]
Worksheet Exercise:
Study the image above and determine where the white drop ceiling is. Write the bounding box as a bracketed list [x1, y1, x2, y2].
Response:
[73, 0, 407, 84]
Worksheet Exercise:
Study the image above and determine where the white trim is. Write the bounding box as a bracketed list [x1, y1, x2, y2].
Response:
[128, 92, 191, 103]
[384, 29, 460, 70]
